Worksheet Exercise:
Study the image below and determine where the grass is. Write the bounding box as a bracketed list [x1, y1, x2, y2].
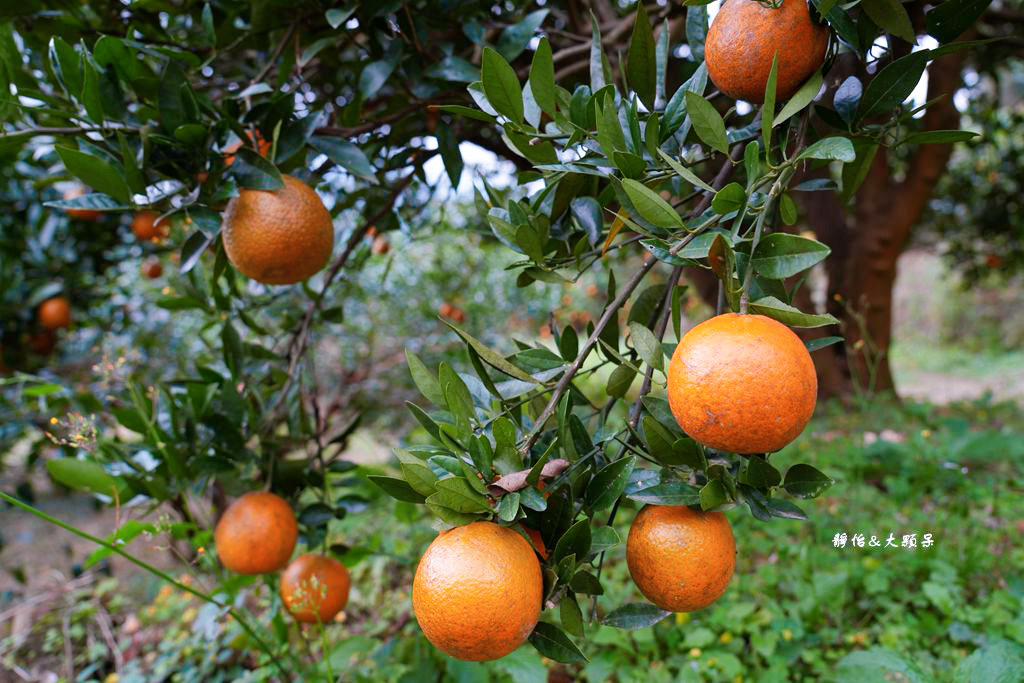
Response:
[3, 397, 1023, 682]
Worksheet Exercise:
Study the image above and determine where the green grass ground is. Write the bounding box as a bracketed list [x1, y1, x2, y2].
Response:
[4, 397, 1022, 682]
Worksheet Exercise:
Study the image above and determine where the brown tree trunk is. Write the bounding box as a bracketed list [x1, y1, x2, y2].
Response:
[798, 50, 967, 398]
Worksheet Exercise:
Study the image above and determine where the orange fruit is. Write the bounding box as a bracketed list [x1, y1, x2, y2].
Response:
[667, 313, 816, 454]
[224, 130, 272, 167]
[221, 175, 334, 285]
[214, 492, 297, 574]
[439, 302, 454, 318]
[132, 212, 169, 243]
[450, 307, 466, 324]
[62, 185, 102, 221]
[371, 235, 390, 255]
[141, 260, 164, 279]
[626, 505, 736, 612]
[279, 554, 351, 624]
[705, 0, 829, 103]
[413, 521, 543, 661]
[38, 297, 72, 330]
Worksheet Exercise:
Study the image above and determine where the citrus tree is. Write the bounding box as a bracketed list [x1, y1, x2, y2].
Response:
[0, 0, 1007, 679]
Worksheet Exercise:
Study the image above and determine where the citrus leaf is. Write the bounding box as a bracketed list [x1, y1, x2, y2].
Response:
[783, 463, 834, 498]
[685, 90, 729, 154]
[621, 179, 684, 229]
[481, 47, 523, 123]
[529, 622, 587, 663]
[602, 603, 671, 630]
[751, 233, 831, 279]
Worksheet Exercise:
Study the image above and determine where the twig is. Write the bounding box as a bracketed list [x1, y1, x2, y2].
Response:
[627, 264, 682, 429]
[250, 24, 298, 87]
[520, 231, 704, 456]
[262, 159, 428, 432]
[0, 125, 140, 140]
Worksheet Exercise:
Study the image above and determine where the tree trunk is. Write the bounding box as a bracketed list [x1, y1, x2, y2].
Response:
[798, 50, 967, 398]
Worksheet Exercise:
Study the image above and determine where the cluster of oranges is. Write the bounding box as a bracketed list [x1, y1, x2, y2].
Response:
[213, 492, 351, 624]
[410, 313, 816, 661]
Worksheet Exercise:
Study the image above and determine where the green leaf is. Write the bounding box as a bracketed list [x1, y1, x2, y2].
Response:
[229, 148, 284, 190]
[711, 182, 746, 215]
[902, 130, 979, 145]
[606, 364, 636, 399]
[860, 0, 916, 44]
[779, 192, 798, 225]
[766, 498, 808, 520]
[437, 124, 463, 188]
[397, 451, 439, 498]
[497, 492, 520, 522]
[359, 59, 398, 99]
[685, 6, 708, 61]
[836, 648, 929, 683]
[406, 350, 445, 406]
[497, 9, 549, 61]
[85, 520, 157, 569]
[953, 639, 1024, 683]
[308, 137, 378, 184]
[783, 464, 834, 498]
[628, 322, 663, 371]
[602, 603, 671, 630]
[685, 90, 729, 155]
[49, 37, 83, 96]
[926, 0, 994, 44]
[528, 622, 587, 663]
[481, 47, 523, 123]
[749, 296, 839, 328]
[740, 456, 782, 488]
[856, 51, 929, 123]
[751, 233, 831, 279]
[529, 38, 556, 117]
[842, 140, 880, 200]
[47, 459, 130, 499]
[553, 518, 592, 564]
[441, 319, 541, 384]
[590, 527, 621, 554]
[55, 146, 131, 204]
[806, 336, 844, 352]
[797, 137, 856, 163]
[80, 60, 105, 122]
[570, 570, 604, 595]
[657, 148, 716, 193]
[589, 12, 610, 91]
[560, 595, 584, 637]
[775, 71, 823, 127]
[621, 179, 684, 230]
[432, 476, 491, 513]
[585, 456, 636, 511]
[628, 481, 700, 505]
[699, 478, 729, 510]
[367, 475, 427, 503]
[761, 53, 778, 150]
[626, 3, 656, 110]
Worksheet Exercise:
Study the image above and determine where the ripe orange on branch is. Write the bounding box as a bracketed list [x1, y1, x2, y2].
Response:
[214, 492, 297, 574]
[221, 175, 334, 285]
[280, 554, 351, 623]
[705, 0, 829, 103]
[412, 521, 542, 661]
[132, 212, 170, 243]
[38, 296, 72, 330]
[627, 505, 736, 612]
[667, 313, 817, 454]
